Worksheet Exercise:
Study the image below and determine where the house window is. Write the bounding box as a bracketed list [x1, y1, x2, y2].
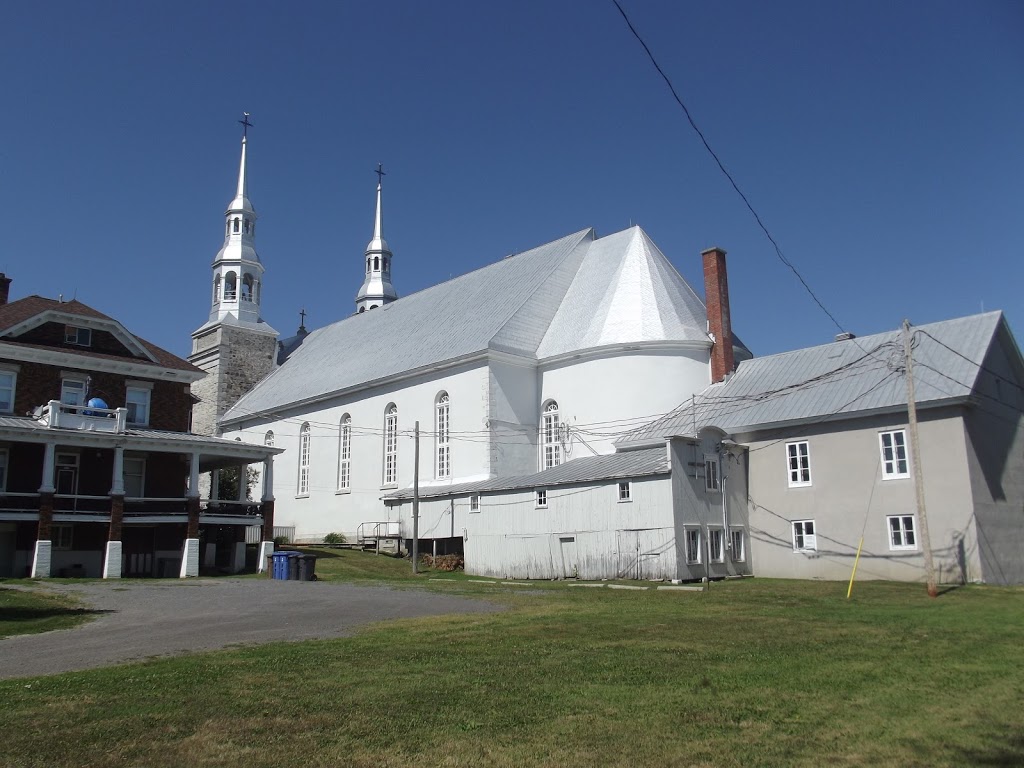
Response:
[61, 377, 87, 406]
[880, 430, 910, 479]
[887, 515, 917, 550]
[685, 528, 701, 564]
[704, 454, 720, 491]
[124, 457, 145, 498]
[383, 404, 398, 485]
[0, 370, 16, 413]
[264, 430, 274, 447]
[617, 481, 631, 502]
[786, 441, 812, 487]
[792, 520, 817, 552]
[536, 489, 547, 508]
[297, 422, 311, 496]
[708, 527, 724, 563]
[64, 326, 92, 346]
[52, 524, 73, 550]
[338, 415, 351, 491]
[730, 528, 745, 562]
[469, 494, 480, 513]
[125, 387, 151, 426]
[542, 400, 561, 469]
[0, 449, 8, 492]
[436, 393, 450, 479]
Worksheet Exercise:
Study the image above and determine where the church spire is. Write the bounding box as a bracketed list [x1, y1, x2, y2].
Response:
[355, 164, 399, 313]
[205, 114, 270, 327]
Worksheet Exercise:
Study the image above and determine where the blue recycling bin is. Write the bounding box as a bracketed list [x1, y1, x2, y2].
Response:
[271, 551, 290, 580]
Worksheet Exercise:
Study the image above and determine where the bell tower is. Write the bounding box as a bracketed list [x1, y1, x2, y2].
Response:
[189, 115, 279, 439]
[355, 164, 399, 313]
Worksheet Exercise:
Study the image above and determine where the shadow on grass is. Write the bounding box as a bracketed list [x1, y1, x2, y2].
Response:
[0, 606, 113, 623]
[936, 584, 965, 597]
[953, 733, 1024, 767]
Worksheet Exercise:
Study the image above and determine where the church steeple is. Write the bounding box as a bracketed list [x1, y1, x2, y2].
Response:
[207, 114, 268, 327]
[355, 165, 399, 313]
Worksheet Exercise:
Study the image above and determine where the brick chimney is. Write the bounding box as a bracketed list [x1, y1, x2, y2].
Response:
[0, 274, 10, 306]
[702, 247, 734, 383]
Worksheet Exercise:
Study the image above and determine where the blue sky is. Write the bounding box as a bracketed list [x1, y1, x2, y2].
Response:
[1, 1, 1021, 359]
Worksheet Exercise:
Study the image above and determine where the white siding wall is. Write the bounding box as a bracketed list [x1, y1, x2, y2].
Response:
[539, 348, 710, 459]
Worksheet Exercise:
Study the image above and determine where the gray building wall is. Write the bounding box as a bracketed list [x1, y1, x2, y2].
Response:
[739, 407, 982, 583]
[962, 328, 1024, 585]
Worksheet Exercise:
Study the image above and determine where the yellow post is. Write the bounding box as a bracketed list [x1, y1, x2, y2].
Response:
[847, 537, 865, 599]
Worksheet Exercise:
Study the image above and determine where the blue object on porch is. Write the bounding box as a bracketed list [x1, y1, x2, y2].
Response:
[83, 397, 109, 416]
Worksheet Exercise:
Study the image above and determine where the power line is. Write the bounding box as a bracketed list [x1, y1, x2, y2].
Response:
[610, 0, 849, 336]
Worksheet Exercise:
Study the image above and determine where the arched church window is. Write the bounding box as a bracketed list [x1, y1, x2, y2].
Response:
[338, 415, 352, 490]
[374, 256, 380, 271]
[436, 392, 450, 479]
[383, 258, 388, 273]
[383, 404, 398, 485]
[367, 258, 371, 272]
[241, 273, 254, 302]
[264, 430, 274, 447]
[358, 307, 365, 313]
[297, 423, 311, 495]
[254, 279, 261, 305]
[542, 400, 561, 469]
[233, 218, 240, 234]
[244, 218, 251, 234]
[213, 275, 221, 304]
[224, 272, 237, 301]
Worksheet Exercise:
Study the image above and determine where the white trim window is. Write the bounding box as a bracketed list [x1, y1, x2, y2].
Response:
[730, 528, 745, 562]
[297, 422, 311, 496]
[617, 481, 631, 502]
[61, 377, 87, 406]
[786, 441, 812, 487]
[541, 400, 561, 469]
[338, 415, 352, 491]
[887, 515, 917, 550]
[125, 387, 151, 426]
[469, 494, 480, 513]
[0, 370, 16, 413]
[685, 527, 701, 564]
[64, 326, 92, 347]
[436, 393, 450, 479]
[880, 430, 910, 479]
[792, 520, 817, 552]
[535, 489, 547, 508]
[704, 454, 720, 492]
[124, 457, 145, 498]
[708, 527, 724, 563]
[384, 405, 398, 485]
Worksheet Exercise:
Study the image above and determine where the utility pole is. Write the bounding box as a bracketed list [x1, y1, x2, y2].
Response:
[903, 319, 938, 597]
[412, 421, 420, 574]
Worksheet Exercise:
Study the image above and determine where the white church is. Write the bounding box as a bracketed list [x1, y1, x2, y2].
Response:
[190, 130, 754, 580]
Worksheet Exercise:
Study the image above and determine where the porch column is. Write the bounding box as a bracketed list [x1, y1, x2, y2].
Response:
[257, 456, 275, 573]
[210, 470, 220, 503]
[31, 442, 57, 578]
[238, 465, 248, 502]
[104, 445, 125, 579]
[180, 450, 201, 578]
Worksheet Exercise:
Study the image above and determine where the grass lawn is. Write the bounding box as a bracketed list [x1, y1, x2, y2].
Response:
[1, 552, 1022, 767]
[0, 584, 96, 638]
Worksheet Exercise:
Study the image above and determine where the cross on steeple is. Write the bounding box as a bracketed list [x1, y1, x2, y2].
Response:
[375, 163, 386, 185]
[298, 308, 307, 334]
[239, 112, 253, 138]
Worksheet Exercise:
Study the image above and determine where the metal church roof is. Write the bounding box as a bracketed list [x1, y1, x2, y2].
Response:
[222, 225, 728, 424]
[384, 446, 669, 501]
[618, 311, 1011, 446]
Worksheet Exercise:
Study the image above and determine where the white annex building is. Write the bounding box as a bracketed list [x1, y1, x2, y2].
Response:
[213, 143, 750, 557]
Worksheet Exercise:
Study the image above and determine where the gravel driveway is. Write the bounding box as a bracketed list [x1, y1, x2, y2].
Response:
[0, 579, 501, 680]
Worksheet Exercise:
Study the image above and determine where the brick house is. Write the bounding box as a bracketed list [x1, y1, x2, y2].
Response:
[0, 275, 280, 578]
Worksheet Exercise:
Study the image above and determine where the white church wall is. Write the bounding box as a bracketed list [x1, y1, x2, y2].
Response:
[487, 357, 540, 477]
[539, 347, 711, 461]
[224, 361, 493, 544]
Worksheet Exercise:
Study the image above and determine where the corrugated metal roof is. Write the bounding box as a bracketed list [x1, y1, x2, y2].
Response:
[618, 312, 1006, 445]
[385, 446, 669, 501]
[222, 226, 737, 424]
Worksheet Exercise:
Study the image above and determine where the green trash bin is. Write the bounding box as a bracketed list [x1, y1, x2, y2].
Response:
[297, 553, 317, 581]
